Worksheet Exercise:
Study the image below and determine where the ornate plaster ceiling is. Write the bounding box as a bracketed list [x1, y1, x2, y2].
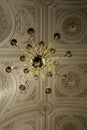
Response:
[0, 0, 87, 130]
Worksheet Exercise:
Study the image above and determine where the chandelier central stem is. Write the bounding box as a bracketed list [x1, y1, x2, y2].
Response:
[31, 55, 45, 69]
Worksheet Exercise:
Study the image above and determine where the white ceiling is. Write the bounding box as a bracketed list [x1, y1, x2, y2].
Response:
[0, 0, 87, 130]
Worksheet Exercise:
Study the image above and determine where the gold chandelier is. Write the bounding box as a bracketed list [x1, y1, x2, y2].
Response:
[6, 28, 73, 93]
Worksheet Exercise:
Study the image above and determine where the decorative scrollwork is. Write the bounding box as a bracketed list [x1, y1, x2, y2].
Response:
[56, 66, 86, 97]
[0, 5, 8, 37]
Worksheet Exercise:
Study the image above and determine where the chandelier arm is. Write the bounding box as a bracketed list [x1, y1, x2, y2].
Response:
[35, 44, 40, 55]
[32, 43, 38, 54]
[26, 34, 37, 54]
[43, 52, 54, 58]
[24, 68, 36, 80]
[46, 55, 66, 61]
[17, 45, 34, 56]
[17, 40, 38, 56]
[46, 57, 59, 63]
[39, 45, 43, 55]
[44, 60, 63, 78]
[44, 62, 54, 73]
[43, 40, 55, 56]
[45, 40, 54, 51]
[41, 48, 46, 57]
[30, 37, 39, 54]
[12, 63, 32, 70]
[26, 39, 37, 55]
[50, 68, 63, 78]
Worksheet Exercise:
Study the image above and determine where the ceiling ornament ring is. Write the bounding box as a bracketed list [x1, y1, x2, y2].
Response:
[37, 101, 53, 116]
[58, 11, 87, 43]
[40, 0, 54, 5]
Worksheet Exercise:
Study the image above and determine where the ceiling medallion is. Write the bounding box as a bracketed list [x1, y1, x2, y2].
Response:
[59, 12, 87, 43]
[6, 28, 73, 93]
[38, 101, 53, 115]
[62, 16, 81, 38]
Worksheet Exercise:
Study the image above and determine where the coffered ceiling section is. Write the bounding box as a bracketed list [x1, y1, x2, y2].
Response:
[0, 0, 15, 44]
[0, 0, 87, 130]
